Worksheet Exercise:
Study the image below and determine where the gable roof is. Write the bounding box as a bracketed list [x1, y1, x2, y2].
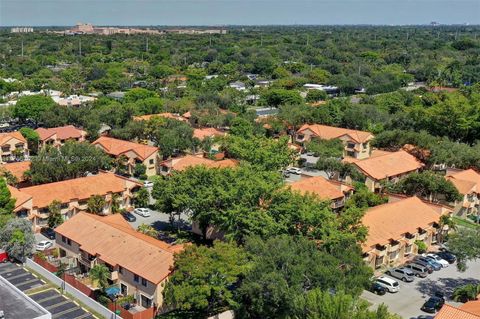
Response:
[35, 125, 86, 141]
[132, 112, 188, 122]
[435, 304, 480, 319]
[161, 155, 238, 172]
[446, 169, 480, 195]
[54, 212, 183, 284]
[289, 176, 352, 200]
[18, 172, 141, 209]
[8, 185, 32, 212]
[193, 128, 225, 140]
[353, 150, 424, 180]
[461, 300, 480, 317]
[0, 161, 31, 182]
[0, 131, 27, 145]
[92, 136, 158, 161]
[361, 196, 442, 252]
[297, 124, 373, 143]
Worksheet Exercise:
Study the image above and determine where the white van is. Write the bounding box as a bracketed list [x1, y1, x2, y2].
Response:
[375, 276, 400, 293]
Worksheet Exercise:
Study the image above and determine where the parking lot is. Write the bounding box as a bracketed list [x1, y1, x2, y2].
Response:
[127, 208, 191, 232]
[361, 259, 480, 319]
[0, 262, 95, 319]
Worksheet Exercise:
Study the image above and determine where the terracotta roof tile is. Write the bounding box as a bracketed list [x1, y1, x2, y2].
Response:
[8, 185, 32, 212]
[132, 113, 188, 122]
[362, 197, 441, 251]
[461, 300, 480, 317]
[0, 161, 30, 182]
[353, 150, 424, 180]
[0, 131, 26, 145]
[35, 125, 86, 141]
[297, 124, 373, 143]
[92, 136, 158, 161]
[289, 176, 352, 200]
[435, 304, 480, 319]
[162, 155, 238, 172]
[193, 128, 225, 140]
[54, 212, 183, 284]
[446, 169, 480, 195]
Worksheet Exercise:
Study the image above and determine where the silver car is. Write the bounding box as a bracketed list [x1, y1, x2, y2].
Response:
[385, 267, 415, 282]
[404, 263, 429, 278]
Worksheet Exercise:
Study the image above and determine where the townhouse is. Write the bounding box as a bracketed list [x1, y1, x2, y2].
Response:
[193, 127, 225, 141]
[54, 212, 183, 309]
[350, 150, 424, 192]
[159, 154, 238, 175]
[9, 172, 142, 230]
[92, 136, 160, 177]
[296, 124, 374, 160]
[0, 160, 31, 186]
[289, 175, 354, 210]
[0, 131, 29, 163]
[435, 302, 480, 319]
[36, 125, 87, 148]
[362, 196, 451, 269]
[445, 168, 480, 217]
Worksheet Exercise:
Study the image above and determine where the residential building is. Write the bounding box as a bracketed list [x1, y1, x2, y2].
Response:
[11, 27, 34, 33]
[0, 160, 31, 185]
[296, 124, 374, 160]
[159, 154, 238, 175]
[0, 131, 29, 163]
[132, 112, 188, 123]
[52, 95, 96, 107]
[435, 303, 480, 319]
[445, 168, 480, 217]
[289, 175, 354, 210]
[351, 150, 424, 192]
[193, 127, 226, 140]
[362, 196, 451, 269]
[36, 125, 87, 148]
[255, 107, 279, 118]
[10, 172, 142, 230]
[92, 136, 160, 176]
[54, 213, 183, 309]
[229, 81, 246, 91]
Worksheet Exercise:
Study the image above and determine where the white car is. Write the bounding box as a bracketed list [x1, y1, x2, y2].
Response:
[134, 208, 151, 217]
[143, 181, 154, 188]
[425, 253, 449, 268]
[286, 167, 302, 175]
[35, 240, 53, 251]
[375, 276, 400, 293]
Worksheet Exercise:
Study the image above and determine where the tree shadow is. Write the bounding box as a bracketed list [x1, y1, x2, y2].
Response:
[415, 277, 480, 300]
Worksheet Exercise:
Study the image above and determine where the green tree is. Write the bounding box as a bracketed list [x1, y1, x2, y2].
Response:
[306, 89, 327, 102]
[137, 223, 158, 237]
[87, 195, 106, 215]
[306, 139, 344, 158]
[124, 88, 157, 103]
[19, 127, 40, 155]
[261, 89, 303, 107]
[133, 163, 147, 179]
[452, 284, 480, 303]
[134, 188, 150, 208]
[89, 264, 110, 290]
[13, 95, 55, 124]
[164, 241, 250, 317]
[0, 218, 35, 262]
[0, 178, 15, 228]
[47, 200, 63, 228]
[447, 228, 480, 271]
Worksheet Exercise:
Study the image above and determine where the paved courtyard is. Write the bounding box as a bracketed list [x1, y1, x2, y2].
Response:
[361, 259, 480, 319]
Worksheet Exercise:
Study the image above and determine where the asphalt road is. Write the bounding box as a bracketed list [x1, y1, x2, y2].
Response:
[128, 208, 190, 232]
[361, 259, 480, 319]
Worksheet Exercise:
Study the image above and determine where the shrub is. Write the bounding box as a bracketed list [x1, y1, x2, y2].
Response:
[414, 240, 427, 254]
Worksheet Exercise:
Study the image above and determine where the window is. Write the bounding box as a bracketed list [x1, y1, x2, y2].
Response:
[405, 244, 412, 254]
[67, 238, 71, 245]
[149, 159, 154, 165]
[62, 236, 66, 243]
[134, 274, 139, 283]
[141, 278, 147, 287]
[119, 266, 123, 274]
[61, 203, 68, 209]
[347, 142, 355, 149]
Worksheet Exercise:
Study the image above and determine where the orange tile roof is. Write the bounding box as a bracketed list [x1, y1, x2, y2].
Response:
[342, 149, 391, 164]
[162, 155, 238, 172]
[446, 169, 480, 195]
[289, 176, 352, 200]
[435, 304, 480, 319]
[132, 113, 188, 122]
[361, 196, 441, 252]
[36, 125, 86, 141]
[297, 124, 373, 143]
[193, 128, 225, 140]
[0, 161, 30, 182]
[353, 150, 424, 180]
[18, 172, 141, 209]
[54, 212, 183, 284]
[461, 300, 480, 317]
[92, 136, 158, 161]
[0, 131, 26, 145]
[8, 185, 32, 212]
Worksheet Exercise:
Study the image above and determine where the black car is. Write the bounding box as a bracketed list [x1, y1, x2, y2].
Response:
[421, 296, 445, 313]
[369, 282, 387, 295]
[122, 211, 137, 222]
[40, 227, 56, 240]
[435, 251, 456, 264]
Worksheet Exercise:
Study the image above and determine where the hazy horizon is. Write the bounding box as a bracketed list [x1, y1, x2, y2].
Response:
[1, 0, 479, 27]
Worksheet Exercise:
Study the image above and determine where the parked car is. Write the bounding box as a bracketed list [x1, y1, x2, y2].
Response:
[133, 208, 151, 217]
[415, 256, 442, 271]
[421, 296, 445, 313]
[425, 253, 449, 268]
[35, 240, 53, 251]
[435, 251, 456, 264]
[121, 211, 137, 222]
[0, 249, 8, 263]
[386, 267, 415, 282]
[409, 259, 434, 273]
[375, 276, 400, 293]
[286, 167, 302, 175]
[143, 181, 154, 188]
[369, 282, 387, 295]
[404, 263, 429, 278]
[40, 227, 56, 240]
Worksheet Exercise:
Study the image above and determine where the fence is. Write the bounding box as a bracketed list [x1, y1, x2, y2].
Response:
[107, 303, 155, 319]
[25, 258, 122, 319]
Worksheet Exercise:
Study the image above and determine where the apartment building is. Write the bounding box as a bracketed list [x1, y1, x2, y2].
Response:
[36, 125, 87, 148]
[0, 131, 29, 163]
[10, 172, 142, 230]
[92, 136, 160, 177]
[54, 213, 183, 308]
[445, 168, 480, 217]
[362, 196, 451, 269]
[159, 154, 238, 175]
[296, 124, 374, 160]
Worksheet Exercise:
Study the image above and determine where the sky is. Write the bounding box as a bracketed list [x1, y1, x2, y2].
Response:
[0, 0, 479, 26]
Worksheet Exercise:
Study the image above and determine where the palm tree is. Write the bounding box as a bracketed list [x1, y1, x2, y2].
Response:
[110, 193, 121, 214]
[452, 284, 480, 303]
[137, 223, 158, 238]
[438, 214, 457, 244]
[89, 264, 110, 290]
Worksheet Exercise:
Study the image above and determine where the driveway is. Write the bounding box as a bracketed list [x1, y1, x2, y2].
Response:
[128, 208, 190, 232]
[361, 259, 480, 319]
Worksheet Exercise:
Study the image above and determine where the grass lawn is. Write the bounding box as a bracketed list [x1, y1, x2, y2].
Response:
[452, 216, 480, 230]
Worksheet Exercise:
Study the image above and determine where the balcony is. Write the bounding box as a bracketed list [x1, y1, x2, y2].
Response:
[110, 271, 119, 281]
[404, 233, 416, 245]
[417, 229, 427, 240]
[388, 240, 400, 252]
[79, 253, 97, 268]
[374, 244, 387, 257]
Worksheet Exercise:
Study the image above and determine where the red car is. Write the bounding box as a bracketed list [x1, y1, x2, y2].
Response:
[0, 249, 8, 263]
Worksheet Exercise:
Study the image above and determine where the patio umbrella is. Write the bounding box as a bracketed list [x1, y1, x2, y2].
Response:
[105, 286, 121, 297]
